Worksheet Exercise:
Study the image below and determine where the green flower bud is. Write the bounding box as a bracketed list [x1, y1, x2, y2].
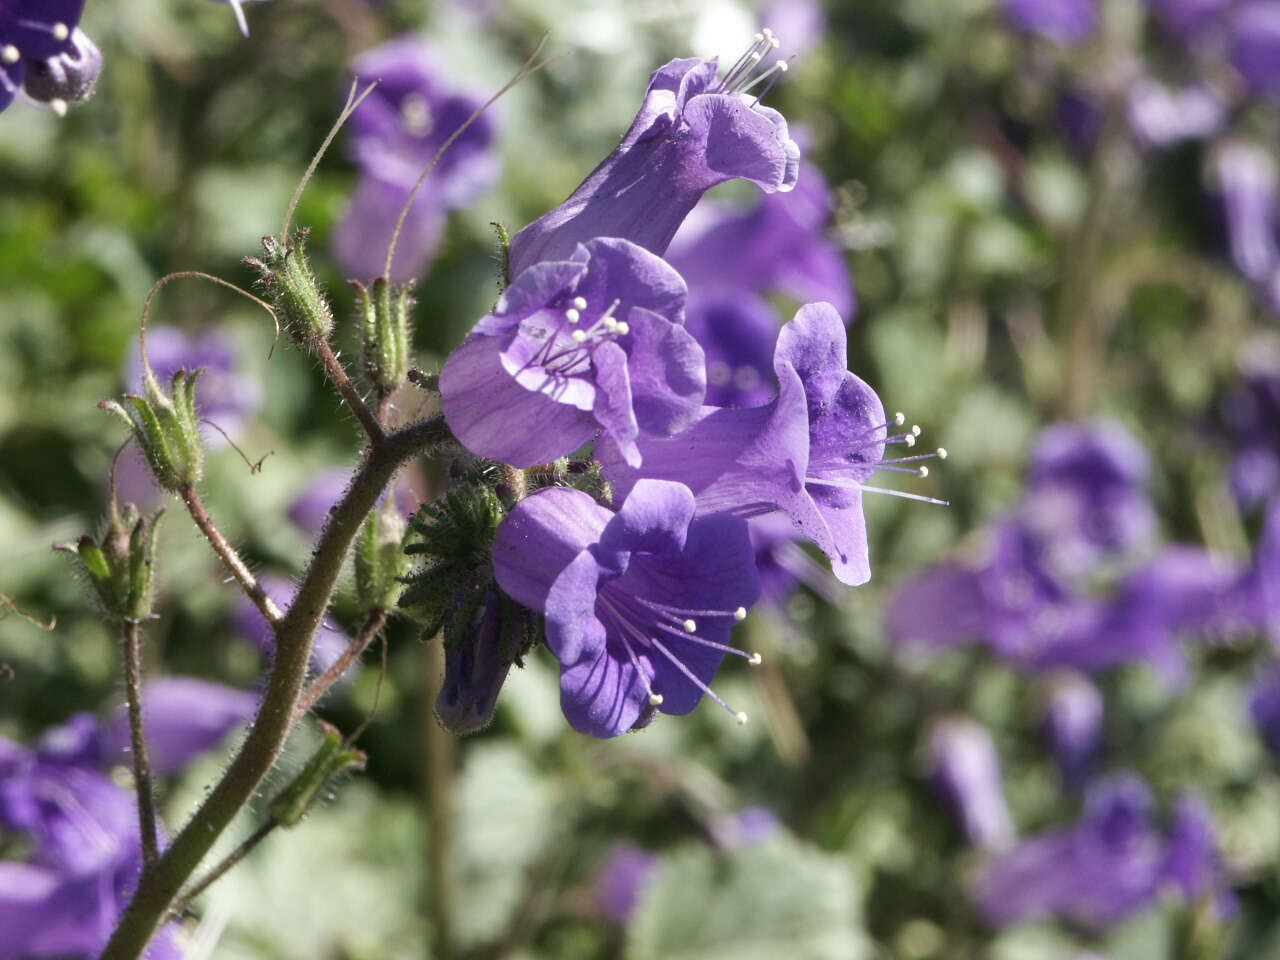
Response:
[269, 721, 366, 828]
[355, 496, 412, 613]
[100, 367, 204, 492]
[57, 503, 165, 623]
[245, 229, 333, 346]
[354, 277, 413, 396]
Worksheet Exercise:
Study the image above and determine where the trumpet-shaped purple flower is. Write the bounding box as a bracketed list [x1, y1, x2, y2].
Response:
[927, 716, 1016, 852]
[492, 479, 761, 738]
[441, 237, 705, 468]
[601, 302, 935, 586]
[335, 36, 497, 283]
[1003, 0, 1098, 45]
[508, 48, 800, 276]
[0, 0, 85, 113]
[666, 161, 855, 319]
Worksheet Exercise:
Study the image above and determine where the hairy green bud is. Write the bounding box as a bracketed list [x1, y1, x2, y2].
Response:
[57, 503, 165, 623]
[245, 229, 333, 346]
[354, 277, 413, 397]
[355, 496, 412, 613]
[100, 368, 204, 492]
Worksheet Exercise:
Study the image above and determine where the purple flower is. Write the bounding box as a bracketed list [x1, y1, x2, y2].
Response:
[1042, 671, 1103, 788]
[210, 0, 271, 38]
[334, 36, 497, 283]
[683, 291, 781, 409]
[927, 716, 1016, 852]
[1126, 78, 1225, 148]
[126, 327, 263, 443]
[595, 844, 659, 924]
[1249, 664, 1280, 756]
[1222, 355, 1280, 509]
[1241, 499, 1280, 639]
[1144, 0, 1234, 35]
[234, 573, 350, 675]
[665, 161, 855, 319]
[1214, 141, 1279, 290]
[508, 49, 800, 277]
[761, 0, 827, 60]
[709, 805, 781, 850]
[441, 237, 705, 469]
[1230, 2, 1280, 95]
[1003, 0, 1099, 45]
[0, 1, 85, 113]
[99, 677, 257, 776]
[20, 26, 101, 112]
[601, 302, 929, 587]
[1162, 794, 1238, 919]
[492, 479, 761, 737]
[749, 513, 845, 613]
[435, 589, 530, 735]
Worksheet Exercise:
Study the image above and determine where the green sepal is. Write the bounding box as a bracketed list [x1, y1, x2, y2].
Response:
[354, 277, 413, 396]
[269, 722, 366, 828]
[58, 503, 166, 623]
[245, 229, 334, 347]
[100, 367, 205, 492]
[354, 497, 411, 613]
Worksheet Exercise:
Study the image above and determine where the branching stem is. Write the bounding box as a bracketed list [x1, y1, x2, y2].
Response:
[180, 484, 283, 628]
[294, 609, 387, 720]
[314, 339, 385, 443]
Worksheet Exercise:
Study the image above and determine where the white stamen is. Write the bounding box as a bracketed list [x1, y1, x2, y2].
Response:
[753, 32, 765, 42]
[918, 465, 929, 478]
[903, 434, 916, 448]
[748, 652, 763, 666]
[735, 712, 749, 726]
[603, 316, 618, 332]
[649, 693, 664, 706]
[615, 321, 630, 335]
[573, 296, 587, 310]
[862, 484, 950, 506]
[52, 22, 69, 41]
[937, 447, 948, 460]
[911, 424, 922, 437]
[893, 412, 906, 425]
[571, 330, 587, 343]
[2, 45, 19, 64]
[733, 607, 747, 621]
[683, 618, 697, 633]
[565, 308, 580, 323]
[228, 0, 250, 36]
[50, 98, 68, 117]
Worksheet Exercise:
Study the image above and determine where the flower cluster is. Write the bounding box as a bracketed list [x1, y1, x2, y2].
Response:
[0, 679, 254, 958]
[0, 1, 99, 116]
[428, 39, 924, 738]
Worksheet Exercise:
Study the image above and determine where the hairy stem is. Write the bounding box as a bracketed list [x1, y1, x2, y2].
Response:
[424, 637, 457, 960]
[180, 485, 283, 628]
[315, 339, 385, 443]
[102, 416, 451, 960]
[121, 621, 160, 868]
[171, 820, 274, 917]
[294, 609, 387, 720]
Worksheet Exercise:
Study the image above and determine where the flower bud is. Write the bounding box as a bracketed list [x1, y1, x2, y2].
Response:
[100, 367, 205, 492]
[435, 589, 534, 735]
[354, 496, 411, 613]
[57, 502, 165, 623]
[354, 277, 413, 396]
[22, 28, 102, 110]
[269, 722, 366, 828]
[245, 229, 333, 346]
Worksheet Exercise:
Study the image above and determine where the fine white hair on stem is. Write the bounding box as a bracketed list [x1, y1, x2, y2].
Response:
[382, 32, 563, 281]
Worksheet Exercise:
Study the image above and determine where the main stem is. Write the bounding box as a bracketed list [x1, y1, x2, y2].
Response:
[101, 416, 450, 960]
[121, 621, 160, 868]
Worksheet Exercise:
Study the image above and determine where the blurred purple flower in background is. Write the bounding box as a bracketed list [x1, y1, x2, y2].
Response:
[1214, 142, 1279, 307]
[927, 716, 1017, 851]
[1249, 664, 1280, 757]
[508, 50, 800, 276]
[1126, 79, 1225, 148]
[708, 805, 781, 850]
[1229, 1, 1280, 95]
[1003, 0, 1099, 45]
[595, 844, 659, 925]
[761, 0, 827, 60]
[334, 36, 498, 284]
[1222, 350, 1280, 509]
[234, 573, 350, 675]
[1042, 671, 1104, 788]
[682, 292, 781, 409]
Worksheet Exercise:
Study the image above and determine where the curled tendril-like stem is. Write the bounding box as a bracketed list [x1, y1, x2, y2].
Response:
[0, 593, 56, 632]
[199, 418, 274, 474]
[140, 271, 280, 370]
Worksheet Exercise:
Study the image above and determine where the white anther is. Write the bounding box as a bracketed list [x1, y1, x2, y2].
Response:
[735, 711, 749, 726]
[912, 424, 922, 436]
[893, 412, 906, 425]
[615, 321, 630, 335]
[918, 465, 930, 478]
[904, 434, 916, 448]
[53, 22, 69, 41]
[649, 693, 664, 706]
[762, 26, 774, 38]
[770, 36, 781, 48]
[2, 45, 19, 64]
[603, 316, 618, 332]
[733, 606, 747, 621]
[565, 308, 580, 323]
[573, 296, 587, 310]
[50, 98, 68, 117]
[571, 330, 587, 343]
[753, 32, 764, 42]
[937, 447, 948, 460]
[748, 652, 763, 666]
[683, 618, 697, 633]
[750, 51, 763, 63]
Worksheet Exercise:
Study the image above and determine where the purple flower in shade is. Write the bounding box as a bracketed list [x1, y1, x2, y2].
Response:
[210, 0, 270, 38]
[1144, 0, 1234, 35]
[1041, 671, 1103, 789]
[1229, 2, 1280, 96]
[98, 677, 257, 776]
[1162, 794, 1239, 920]
[0, 0, 85, 113]
[595, 843, 660, 925]
[334, 36, 497, 283]
[1126, 79, 1226, 148]
[126, 327, 263, 443]
[1214, 141, 1279, 291]
[21, 27, 101, 113]
[440, 237, 706, 469]
[1003, 0, 1099, 45]
[289, 467, 352, 538]
[435, 589, 532, 735]
[507, 48, 801, 277]
[927, 716, 1016, 852]
[665, 162, 855, 320]
[234, 573, 350, 675]
[1022, 421, 1155, 576]
[684, 291, 781, 409]
[600, 302, 937, 587]
[1222, 353, 1280, 509]
[491, 479, 761, 738]
[1249, 664, 1280, 757]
